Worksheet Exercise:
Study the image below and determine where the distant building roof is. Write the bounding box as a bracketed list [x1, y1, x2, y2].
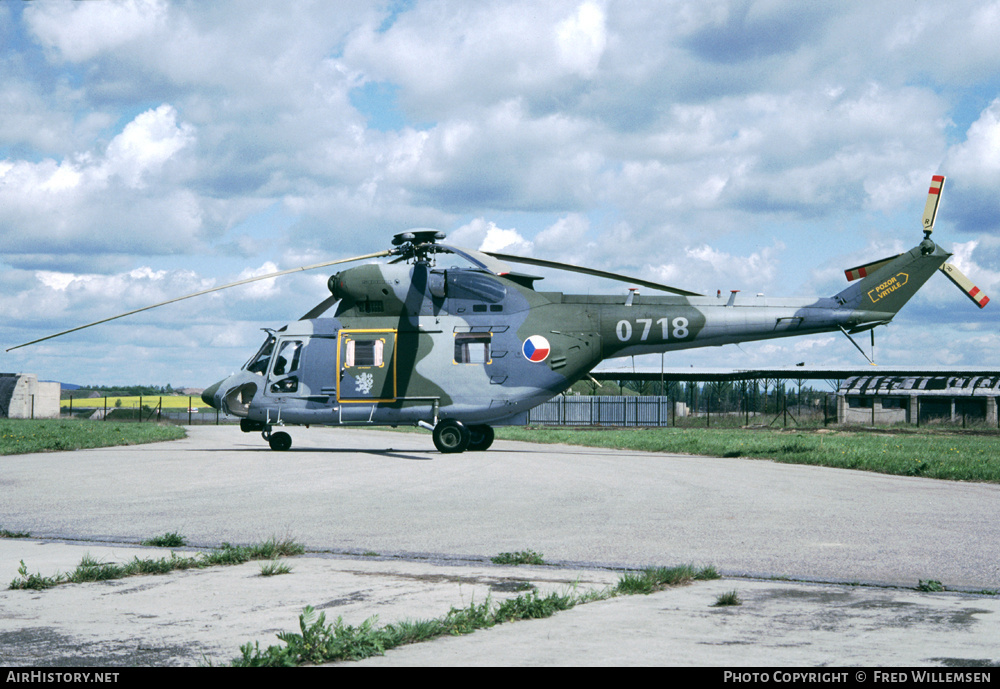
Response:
[591, 366, 1000, 383]
[841, 375, 1000, 396]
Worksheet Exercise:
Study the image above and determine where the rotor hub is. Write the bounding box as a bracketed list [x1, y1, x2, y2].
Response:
[391, 230, 447, 264]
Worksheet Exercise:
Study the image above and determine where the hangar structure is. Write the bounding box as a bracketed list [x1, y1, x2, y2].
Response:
[838, 374, 1000, 426]
[0, 373, 60, 419]
[589, 367, 1000, 427]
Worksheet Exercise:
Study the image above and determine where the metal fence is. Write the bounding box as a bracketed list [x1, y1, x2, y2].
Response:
[528, 395, 672, 427]
[61, 397, 238, 424]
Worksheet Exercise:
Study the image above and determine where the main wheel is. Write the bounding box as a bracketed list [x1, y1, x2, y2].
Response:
[432, 419, 470, 454]
[467, 425, 495, 451]
[268, 431, 292, 451]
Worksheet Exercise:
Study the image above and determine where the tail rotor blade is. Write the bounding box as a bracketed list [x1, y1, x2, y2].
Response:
[939, 262, 990, 309]
[844, 254, 902, 282]
[922, 175, 946, 235]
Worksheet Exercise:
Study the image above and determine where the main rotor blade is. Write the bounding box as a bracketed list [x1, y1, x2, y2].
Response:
[6, 250, 392, 351]
[484, 252, 702, 296]
[434, 244, 512, 275]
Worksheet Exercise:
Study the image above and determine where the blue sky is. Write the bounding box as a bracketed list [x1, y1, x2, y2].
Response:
[1, 0, 999, 387]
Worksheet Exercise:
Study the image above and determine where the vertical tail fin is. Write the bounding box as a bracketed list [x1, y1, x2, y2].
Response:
[835, 240, 950, 318]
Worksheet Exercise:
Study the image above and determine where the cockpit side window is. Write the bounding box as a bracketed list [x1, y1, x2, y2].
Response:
[245, 336, 276, 375]
[272, 340, 302, 376]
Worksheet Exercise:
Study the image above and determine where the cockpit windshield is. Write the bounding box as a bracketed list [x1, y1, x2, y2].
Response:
[244, 335, 276, 374]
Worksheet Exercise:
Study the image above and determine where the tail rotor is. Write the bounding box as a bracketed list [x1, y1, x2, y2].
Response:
[843, 174, 989, 309]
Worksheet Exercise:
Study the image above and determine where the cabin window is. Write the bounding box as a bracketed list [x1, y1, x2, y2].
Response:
[344, 339, 384, 368]
[454, 332, 491, 364]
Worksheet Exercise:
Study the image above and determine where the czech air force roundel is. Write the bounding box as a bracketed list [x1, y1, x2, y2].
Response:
[522, 335, 550, 362]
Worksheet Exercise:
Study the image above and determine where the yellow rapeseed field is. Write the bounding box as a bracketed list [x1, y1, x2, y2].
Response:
[61, 396, 213, 410]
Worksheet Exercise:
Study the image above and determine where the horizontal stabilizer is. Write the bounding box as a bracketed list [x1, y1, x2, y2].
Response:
[939, 263, 990, 308]
[844, 254, 901, 281]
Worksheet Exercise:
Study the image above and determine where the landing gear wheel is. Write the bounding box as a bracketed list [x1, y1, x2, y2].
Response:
[268, 431, 292, 451]
[433, 419, 470, 454]
[467, 425, 495, 451]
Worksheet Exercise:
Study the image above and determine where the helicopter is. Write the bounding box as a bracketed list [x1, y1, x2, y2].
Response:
[9, 175, 988, 453]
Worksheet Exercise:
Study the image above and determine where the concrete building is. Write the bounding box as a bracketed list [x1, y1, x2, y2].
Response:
[0, 373, 61, 419]
[837, 374, 1000, 426]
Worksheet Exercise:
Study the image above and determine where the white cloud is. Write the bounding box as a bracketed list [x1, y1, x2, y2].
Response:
[480, 227, 533, 255]
[946, 98, 1000, 185]
[556, 1, 608, 77]
[684, 241, 787, 292]
[26, 0, 168, 62]
[0, 105, 198, 260]
[105, 105, 195, 188]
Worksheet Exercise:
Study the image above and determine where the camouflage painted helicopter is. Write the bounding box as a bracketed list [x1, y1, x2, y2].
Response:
[9, 176, 987, 452]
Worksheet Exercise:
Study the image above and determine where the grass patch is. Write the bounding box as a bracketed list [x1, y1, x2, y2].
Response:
[916, 579, 946, 592]
[231, 562, 719, 666]
[713, 589, 742, 606]
[0, 419, 185, 456]
[232, 591, 585, 666]
[615, 564, 719, 595]
[260, 560, 293, 576]
[491, 550, 546, 566]
[8, 537, 305, 590]
[494, 426, 1000, 483]
[142, 532, 186, 547]
[1, 529, 31, 539]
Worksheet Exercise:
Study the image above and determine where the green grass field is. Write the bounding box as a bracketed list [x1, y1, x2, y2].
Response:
[0, 419, 185, 455]
[495, 426, 1000, 483]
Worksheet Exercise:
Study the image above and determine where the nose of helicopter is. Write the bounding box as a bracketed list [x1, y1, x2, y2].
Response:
[201, 380, 224, 409]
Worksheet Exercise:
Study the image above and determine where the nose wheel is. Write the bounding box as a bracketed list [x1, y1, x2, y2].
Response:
[262, 428, 292, 451]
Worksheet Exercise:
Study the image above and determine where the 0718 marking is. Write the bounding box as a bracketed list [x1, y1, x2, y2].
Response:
[616, 317, 689, 342]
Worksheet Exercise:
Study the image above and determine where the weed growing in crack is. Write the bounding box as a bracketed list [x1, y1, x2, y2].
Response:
[491, 550, 546, 566]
